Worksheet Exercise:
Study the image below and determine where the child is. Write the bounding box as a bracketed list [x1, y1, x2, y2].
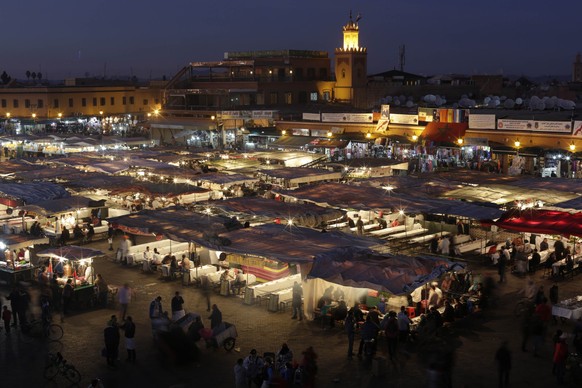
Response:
[2, 305, 12, 335]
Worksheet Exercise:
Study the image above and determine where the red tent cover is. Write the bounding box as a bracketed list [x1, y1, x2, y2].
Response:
[482, 208, 582, 238]
[420, 122, 467, 143]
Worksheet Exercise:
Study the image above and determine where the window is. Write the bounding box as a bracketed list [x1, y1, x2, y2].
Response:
[143, 99, 148, 106]
[1, 99, 6, 108]
[92, 98, 97, 107]
[100, 97, 105, 106]
[110, 97, 115, 106]
[69, 98, 74, 108]
[154, 98, 159, 104]
[269, 92, 278, 104]
[122, 96, 127, 105]
[53, 99, 59, 108]
[284, 92, 292, 104]
[319, 68, 328, 79]
[310, 92, 318, 102]
[342, 69, 346, 79]
[81, 98, 87, 107]
[129, 96, 134, 104]
[323, 91, 331, 101]
[13, 99, 19, 108]
[37, 99, 44, 108]
[25, 99, 30, 108]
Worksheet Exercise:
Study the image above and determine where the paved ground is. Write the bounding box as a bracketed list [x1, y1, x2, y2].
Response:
[1, 236, 581, 387]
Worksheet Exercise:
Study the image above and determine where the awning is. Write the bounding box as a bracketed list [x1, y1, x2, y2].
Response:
[308, 138, 348, 149]
[420, 122, 467, 143]
[482, 208, 582, 238]
[271, 136, 315, 149]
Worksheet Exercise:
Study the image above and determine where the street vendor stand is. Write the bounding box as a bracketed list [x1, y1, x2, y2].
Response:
[552, 296, 582, 321]
[36, 246, 103, 309]
[0, 234, 48, 286]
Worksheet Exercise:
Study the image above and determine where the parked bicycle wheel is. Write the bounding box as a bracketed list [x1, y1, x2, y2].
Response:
[64, 366, 81, 384]
[47, 324, 64, 341]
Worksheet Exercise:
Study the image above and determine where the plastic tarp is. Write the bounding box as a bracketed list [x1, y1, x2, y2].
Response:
[19, 196, 106, 216]
[307, 247, 466, 295]
[213, 223, 383, 264]
[276, 182, 503, 219]
[0, 182, 70, 206]
[482, 208, 582, 238]
[215, 197, 343, 228]
[0, 234, 49, 250]
[107, 208, 240, 245]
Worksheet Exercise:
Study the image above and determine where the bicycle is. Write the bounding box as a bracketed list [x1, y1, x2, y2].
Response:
[514, 297, 534, 318]
[21, 318, 64, 342]
[44, 352, 81, 384]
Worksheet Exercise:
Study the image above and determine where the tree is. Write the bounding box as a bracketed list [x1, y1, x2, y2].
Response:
[1, 71, 11, 85]
[37, 72, 42, 81]
[31, 72, 37, 81]
[25, 70, 31, 81]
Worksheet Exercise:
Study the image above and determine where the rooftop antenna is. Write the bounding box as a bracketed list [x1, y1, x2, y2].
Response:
[399, 45, 406, 72]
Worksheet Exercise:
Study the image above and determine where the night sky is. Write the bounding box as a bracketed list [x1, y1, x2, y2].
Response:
[1, 0, 580, 80]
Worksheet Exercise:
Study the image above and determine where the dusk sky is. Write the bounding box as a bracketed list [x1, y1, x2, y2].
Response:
[1, 0, 580, 81]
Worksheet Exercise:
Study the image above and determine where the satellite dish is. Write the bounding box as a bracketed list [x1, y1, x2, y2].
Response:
[219, 252, 227, 261]
[406, 101, 414, 108]
[484, 97, 491, 104]
[6, 208, 12, 215]
[516, 98, 523, 105]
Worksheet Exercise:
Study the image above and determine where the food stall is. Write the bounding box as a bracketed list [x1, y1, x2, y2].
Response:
[0, 234, 49, 286]
[36, 246, 103, 309]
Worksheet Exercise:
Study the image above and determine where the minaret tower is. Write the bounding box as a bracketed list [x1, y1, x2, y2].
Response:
[334, 11, 368, 105]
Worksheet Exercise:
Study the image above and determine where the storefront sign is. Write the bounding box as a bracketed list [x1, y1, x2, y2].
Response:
[321, 113, 373, 123]
[302, 113, 321, 121]
[389, 114, 418, 125]
[497, 119, 571, 133]
[418, 107, 436, 122]
[252, 111, 278, 119]
[469, 114, 496, 129]
[497, 119, 534, 131]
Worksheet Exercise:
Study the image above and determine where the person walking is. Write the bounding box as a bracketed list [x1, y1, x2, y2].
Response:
[2, 305, 12, 336]
[234, 358, 246, 388]
[498, 248, 507, 283]
[209, 304, 223, 333]
[553, 333, 569, 384]
[117, 283, 132, 321]
[171, 291, 185, 321]
[494, 341, 511, 388]
[291, 281, 303, 321]
[6, 287, 21, 327]
[121, 316, 136, 363]
[95, 274, 109, 308]
[103, 315, 120, 368]
[62, 279, 74, 319]
[201, 277, 212, 312]
[344, 310, 356, 359]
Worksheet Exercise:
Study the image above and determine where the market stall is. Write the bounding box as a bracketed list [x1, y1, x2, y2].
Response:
[0, 234, 48, 286]
[36, 246, 103, 309]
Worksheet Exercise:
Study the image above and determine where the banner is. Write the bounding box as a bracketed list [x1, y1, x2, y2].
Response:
[321, 113, 373, 123]
[418, 107, 435, 122]
[389, 114, 418, 125]
[573, 121, 582, 137]
[302, 113, 321, 121]
[497, 119, 534, 131]
[291, 128, 310, 136]
[497, 119, 572, 133]
[469, 114, 496, 129]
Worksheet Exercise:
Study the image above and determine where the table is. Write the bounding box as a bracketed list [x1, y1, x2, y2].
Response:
[552, 296, 582, 320]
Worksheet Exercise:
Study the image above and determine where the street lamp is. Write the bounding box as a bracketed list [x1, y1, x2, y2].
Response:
[327, 131, 333, 138]
[569, 143, 576, 152]
[457, 138, 464, 146]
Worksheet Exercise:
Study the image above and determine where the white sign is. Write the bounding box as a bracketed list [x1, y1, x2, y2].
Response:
[252, 110, 278, 119]
[418, 108, 435, 122]
[497, 119, 572, 133]
[389, 114, 418, 125]
[469, 114, 496, 129]
[321, 113, 373, 123]
[531, 121, 571, 133]
[573, 121, 582, 137]
[302, 113, 321, 121]
[497, 119, 533, 131]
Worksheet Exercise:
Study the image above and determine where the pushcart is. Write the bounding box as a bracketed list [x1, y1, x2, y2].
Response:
[203, 322, 238, 351]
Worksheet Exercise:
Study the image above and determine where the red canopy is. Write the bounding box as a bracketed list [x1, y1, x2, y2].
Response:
[483, 208, 582, 238]
[420, 122, 467, 143]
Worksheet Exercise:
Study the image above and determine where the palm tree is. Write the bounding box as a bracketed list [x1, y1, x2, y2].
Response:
[25, 70, 31, 82]
[37, 72, 42, 81]
[31, 72, 37, 82]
